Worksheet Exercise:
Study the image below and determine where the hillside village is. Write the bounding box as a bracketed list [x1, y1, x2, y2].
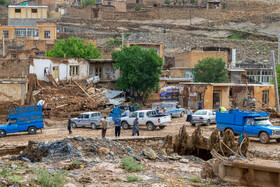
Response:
[0, 0, 280, 186]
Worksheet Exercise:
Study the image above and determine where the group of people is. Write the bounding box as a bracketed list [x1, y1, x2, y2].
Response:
[67, 114, 140, 138]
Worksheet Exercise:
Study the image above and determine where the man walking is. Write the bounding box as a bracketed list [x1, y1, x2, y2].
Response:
[186, 108, 193, 126]
[114, 115, 121, 137]
[67, 115, 72, 135]
[101, 117, 108, 138]
[132, 118, 139, 136]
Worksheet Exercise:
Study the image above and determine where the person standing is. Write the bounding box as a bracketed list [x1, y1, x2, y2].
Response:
[198, 100, 203, 110]
[67, 115, 72, 135]
[186, 108, 193, 125]
[163, 108, 167, 115]
[114, 115, 121, 137]
[132, 118, 139, 136]
[101, 117, 108, 138]
[124, 109, 130, 117]
[156, 105, 160, 114]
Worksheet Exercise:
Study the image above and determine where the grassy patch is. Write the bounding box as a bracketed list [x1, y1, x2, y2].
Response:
[190, 175, 201, 183]
[126, 174, 141, 182]
[229, 31, 244, 40]
[34, 166, 68, 187]
[135, 5, 141, 11]
[121, 156, 143, 172]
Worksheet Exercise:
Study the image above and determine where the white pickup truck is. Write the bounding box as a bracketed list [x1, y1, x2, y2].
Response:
[70, 112, 114, 129]
[121, 110, 172, 131]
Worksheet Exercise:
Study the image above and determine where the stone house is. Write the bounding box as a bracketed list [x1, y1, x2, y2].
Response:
[126, 43, 164, 58]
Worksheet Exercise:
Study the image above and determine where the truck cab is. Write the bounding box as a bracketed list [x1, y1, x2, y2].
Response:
[216, 110, 280, 144]
[152, 102, 185, 117]
[0, 105, 44, 137]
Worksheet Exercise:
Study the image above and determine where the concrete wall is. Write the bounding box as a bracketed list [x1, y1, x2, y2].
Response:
[104, 1, 127, 12]
[30, 58, 89, 81]
[203, 85, 213, 109]
[170, 69, 186, 78]
[175, 51, 228, 68]
[0, 59, 29, 78]
[213, 86, 230, 109]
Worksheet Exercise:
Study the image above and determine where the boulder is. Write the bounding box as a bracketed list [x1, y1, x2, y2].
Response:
[143, 148, 157, 160]
[98, 147, 110, 155]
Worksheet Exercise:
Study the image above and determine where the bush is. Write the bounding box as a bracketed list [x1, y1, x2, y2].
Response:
[164, 0, 170, 5]
[229, 31, 244, 40]
[125, 32, 131, 37]
[135, 5, 141, 11]
[83, 0, 96, 6]
[121, 156, 143, 172]
[0, 0, 8, 5]
[190, 175, 201, 183]
[34, 166, 68, 187]
[106, 37, 122, 47]
[126, 174, 141, 182]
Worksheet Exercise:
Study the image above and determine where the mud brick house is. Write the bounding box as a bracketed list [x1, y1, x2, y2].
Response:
[0, 59, 29, 105]
[179, 83, 275, 110]
[0, 5, 57, 59]
[30, 58, 120, 82]
[103, 0, 127, 12]
[126, 43, 164, 58]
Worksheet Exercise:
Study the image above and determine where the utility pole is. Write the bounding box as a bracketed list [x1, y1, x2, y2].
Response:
[278, 34, 280, 64]
[2, 33, 5, 57]
[272, 50, 280, 112]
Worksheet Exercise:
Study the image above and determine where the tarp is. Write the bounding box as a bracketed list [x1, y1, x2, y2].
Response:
[105, 90, 123, 99]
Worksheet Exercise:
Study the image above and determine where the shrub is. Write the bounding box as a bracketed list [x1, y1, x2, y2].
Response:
[125, 32, 131, 37]
[126, 174, 141, 182]
[190, 175, 201, 183]
[83, 0, 96, 6]
[106, 37, 122, 47]
[121, 156, 143, 172]
[229, 31, 244, 40]
[164, 0, 170, 5]
[0, 0, 8, 5]
[135, 5, 141, 11]
[34, 166, 68, 187]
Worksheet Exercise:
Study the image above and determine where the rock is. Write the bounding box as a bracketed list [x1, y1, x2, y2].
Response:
[159, 148, 167, 156]
[124, 146, 134, 154]
[9, 184, 19, 187]
[11, 163, 17, 170]
[21, 157, 31, 163]
[109, 151, 115, 156]
[79, 176, 92, 183]
[74, 136, 84, 141]
[143, 148, 157, 160]
[132, 154, 141, 161]
[94, 157, 101, 163]
[179, 158, 189, 163]
[167, 155, 181, 160]
[98, 147, 110, 155]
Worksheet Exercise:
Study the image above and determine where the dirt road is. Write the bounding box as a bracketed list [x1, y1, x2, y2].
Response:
[0, 116, 279, 158]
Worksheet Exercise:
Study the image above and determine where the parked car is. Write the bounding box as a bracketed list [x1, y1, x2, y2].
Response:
[152, 102, 186, 117]
[70, 112, 114, 129]
[191, 109, 216, 126]
[0, 105, 44, 137]
[121, 110, 172, 131]
[216, 110, 280, 144]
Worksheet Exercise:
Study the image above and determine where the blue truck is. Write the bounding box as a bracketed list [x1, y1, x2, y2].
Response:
[0, 105, 44, 137]
[216, 110, 280, 144]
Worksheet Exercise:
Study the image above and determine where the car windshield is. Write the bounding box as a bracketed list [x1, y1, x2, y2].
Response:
[255, 118, 272, 126]
[194, 110, 207, 115]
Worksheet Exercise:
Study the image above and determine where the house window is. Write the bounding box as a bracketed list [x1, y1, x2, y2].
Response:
[11, 54, 18, 59]
[95, 67, 102, 78]
[27, 28, 39, 36]
[262, 90, 269, 105]
[44, 31, 50, 38]
[70, 66, 79, 76]
[15, 28, 27, 36]
[31, 9, 38, 13]
[3, 30, 9, 38]
[15, 9, 21, 13]
[185, 70, 193, 79]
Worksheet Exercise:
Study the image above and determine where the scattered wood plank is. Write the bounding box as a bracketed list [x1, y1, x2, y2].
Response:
[46, 74, 58, 87]
[73, 80, 95, 103]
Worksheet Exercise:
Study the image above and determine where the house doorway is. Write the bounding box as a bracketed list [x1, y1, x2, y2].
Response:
[52, 66, 59, 79]
[213, 90, 221, 109]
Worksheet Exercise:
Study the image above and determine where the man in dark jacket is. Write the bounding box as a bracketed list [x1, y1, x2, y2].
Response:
[67, 115, 72, 135]
[132, 118, 139, 136]
[114, 115, 121, 137]
[101, 117, 108, 138]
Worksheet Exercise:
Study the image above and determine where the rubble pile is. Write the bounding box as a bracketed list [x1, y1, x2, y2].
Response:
[14, 136, 132, 162]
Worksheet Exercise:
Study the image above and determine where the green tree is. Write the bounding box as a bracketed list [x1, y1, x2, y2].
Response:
[191, 57, 228, 83]
[0, 0, 8, 5]
[112, 46, 163, 103]
[83, 0, 96, 6]
[164, 0, 170, 5]
[46, 36, 102, 59]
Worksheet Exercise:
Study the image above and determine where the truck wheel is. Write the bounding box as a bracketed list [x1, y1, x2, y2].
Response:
[159, 126, 165, 129]
[91, 123, 96, 130]
[122, 122, 129, 130]
[180, 112, 184, 117]
[28, 127, 37, 135]
[206, 119, 211, 126]
[276, 138, 280, 143]
[71, 122, 77, 128]
[0, 130, 6, 138]
[147, 123, 155, 131]
[259, 132, 270, 144]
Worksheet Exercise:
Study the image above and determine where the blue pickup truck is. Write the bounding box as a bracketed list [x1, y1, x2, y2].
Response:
[0, 105, 44, 137]
[216, 110, 280, 144]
